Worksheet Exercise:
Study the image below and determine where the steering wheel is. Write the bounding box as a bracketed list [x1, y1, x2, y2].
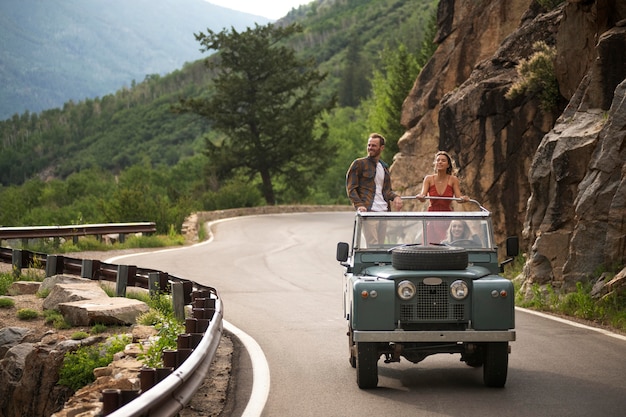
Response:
[450, 239, 481, 248]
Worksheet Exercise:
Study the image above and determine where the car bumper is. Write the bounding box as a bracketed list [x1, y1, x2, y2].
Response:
[353, 329, 516, 343]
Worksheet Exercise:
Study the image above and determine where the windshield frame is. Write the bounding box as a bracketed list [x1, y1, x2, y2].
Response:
[353, 211, 494, 251]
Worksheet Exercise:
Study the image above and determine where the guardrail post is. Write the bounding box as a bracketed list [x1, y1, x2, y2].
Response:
[148, 272, 160, 296]
[81, 259, 100, 280]
[11, 249, 22, 276]
[101, 389, 120, 416]
[159, 272, 170, 293]
[45, 254, 64, 277]
[171, 281, 186, 322]
[116, 265, 129, 297]
[140, 367, 156, 392]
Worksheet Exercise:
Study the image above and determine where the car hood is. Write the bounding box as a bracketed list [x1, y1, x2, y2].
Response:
[363, 264, 492, 280]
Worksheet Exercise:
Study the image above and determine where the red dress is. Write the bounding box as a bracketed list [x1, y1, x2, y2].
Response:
[427, 183, 454, 211]
[426, 182, 453, 243]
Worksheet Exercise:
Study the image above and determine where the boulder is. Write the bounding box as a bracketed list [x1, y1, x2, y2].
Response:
[58, 297, 150, 326]
[9, 281, 41, 295]
[43, 282, 109, 311]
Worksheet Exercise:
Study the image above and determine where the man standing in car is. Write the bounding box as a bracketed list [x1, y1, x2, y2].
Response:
[346, 133, 403, 245]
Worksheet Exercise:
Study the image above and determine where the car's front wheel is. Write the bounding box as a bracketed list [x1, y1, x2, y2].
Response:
[356, 342, 379, 389]
[348, 326, 356, 368]
[483, 342, 508, 387]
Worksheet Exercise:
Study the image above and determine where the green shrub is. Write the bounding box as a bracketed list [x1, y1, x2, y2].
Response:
[16, 308, 39, 320]
[58, 335, 131, 391]
[136, 309, 162, 326]
[506, 41, 559, 111]
[43, 310, 71, 329]
[137, 315, 184, 368]
[71, 331, 90, 340]
[560, 281, 601, 320]
[0, 297, 15, 308]
[0, 272, 12, 295]
[36, 288, 50, 298]
[91, 323, 108, 334]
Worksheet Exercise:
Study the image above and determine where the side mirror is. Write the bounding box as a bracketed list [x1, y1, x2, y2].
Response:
[506, 236, 519, 257]
[500, 236, 519, 272]
[336, 242, 349, 262]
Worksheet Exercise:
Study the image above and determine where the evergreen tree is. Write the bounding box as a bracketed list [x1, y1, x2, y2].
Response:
[177, 23, 335, 205]
[338, 36, 370, 107]
[367, 43, 420, 162]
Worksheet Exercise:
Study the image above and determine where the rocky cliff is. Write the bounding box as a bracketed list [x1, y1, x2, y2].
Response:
[393, 0, 626, 294]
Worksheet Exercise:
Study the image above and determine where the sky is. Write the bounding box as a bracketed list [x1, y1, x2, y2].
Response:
[206, 0, 311, 20]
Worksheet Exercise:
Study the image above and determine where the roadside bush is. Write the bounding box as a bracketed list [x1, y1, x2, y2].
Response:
[0, 297, 15, 308]
[43, 309, 72, 329]
[58, 335, 131, 391]
[91, 323, 108, 334]
[137, 315, 184, 368]
[16, 308, 39, 320]
[71, 331, 90, 340]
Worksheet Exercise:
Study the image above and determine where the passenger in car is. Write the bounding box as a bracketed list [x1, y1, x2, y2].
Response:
[346, 133, 403, 246]
[441, 220, 482, 246]
[416, 151, 469, 212]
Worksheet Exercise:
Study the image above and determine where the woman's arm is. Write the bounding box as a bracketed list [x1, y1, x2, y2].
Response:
[416, 175, 431, 200]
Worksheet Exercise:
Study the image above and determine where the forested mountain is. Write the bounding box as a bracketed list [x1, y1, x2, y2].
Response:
[0, 0, 438, 232]
[0, 0, 270, 120]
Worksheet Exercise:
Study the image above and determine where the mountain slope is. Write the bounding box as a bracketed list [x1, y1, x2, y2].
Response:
[0, 0, 269, 120]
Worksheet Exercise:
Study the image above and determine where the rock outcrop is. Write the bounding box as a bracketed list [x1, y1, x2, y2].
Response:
[394, 0, 626, 295]
[0, 276, 150, 417]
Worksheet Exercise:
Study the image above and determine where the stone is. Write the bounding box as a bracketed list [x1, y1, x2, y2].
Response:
[58, 297, 149, 326]
[0, 327, 32, 359]
[9, 281, 41, 295]
[43, 283, 109, 311]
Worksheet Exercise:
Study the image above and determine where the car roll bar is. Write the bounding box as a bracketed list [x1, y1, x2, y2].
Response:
[400, 195, 489, 212]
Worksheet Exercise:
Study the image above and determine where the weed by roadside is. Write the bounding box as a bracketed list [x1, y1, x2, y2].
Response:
[505, 255, 626, 334]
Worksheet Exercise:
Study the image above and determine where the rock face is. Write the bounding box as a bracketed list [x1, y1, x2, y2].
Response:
[0, 276, 150, 417]
[394, 0, 626, 294]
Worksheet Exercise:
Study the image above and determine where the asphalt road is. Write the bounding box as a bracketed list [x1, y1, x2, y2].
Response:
[113, 212, 626, 417]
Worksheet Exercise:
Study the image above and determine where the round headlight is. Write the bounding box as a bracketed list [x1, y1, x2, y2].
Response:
[397, 280, 416, 300]
[450, 280, 469, 300]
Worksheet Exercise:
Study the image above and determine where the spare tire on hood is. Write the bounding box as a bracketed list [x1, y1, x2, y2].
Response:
[391, 245, 468, 270]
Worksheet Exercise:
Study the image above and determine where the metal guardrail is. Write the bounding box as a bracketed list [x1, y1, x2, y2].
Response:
[0, 222, 156, 240]
[0, 244, 223, 416]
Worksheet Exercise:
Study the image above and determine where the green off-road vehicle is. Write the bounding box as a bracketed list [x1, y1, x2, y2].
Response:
[336, 198, 519, 389]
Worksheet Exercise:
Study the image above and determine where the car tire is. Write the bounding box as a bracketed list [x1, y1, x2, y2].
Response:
[356, 342, 379, 389]
[483, 342, 509, 387]
[348, 326, 356, 368]
[391, 245, 468, 270]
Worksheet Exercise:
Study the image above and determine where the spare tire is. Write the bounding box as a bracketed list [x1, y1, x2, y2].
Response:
[391, 245, 468, 270]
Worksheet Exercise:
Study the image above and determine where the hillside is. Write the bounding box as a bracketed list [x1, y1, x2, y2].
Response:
[0, 0, 438, 187]
[0, 0, 270, 120]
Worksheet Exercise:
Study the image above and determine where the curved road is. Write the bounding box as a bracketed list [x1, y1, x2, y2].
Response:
[113, 212, 626, 417]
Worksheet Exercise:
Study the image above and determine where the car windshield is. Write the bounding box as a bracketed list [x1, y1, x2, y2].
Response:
[355, 215, 493, 250]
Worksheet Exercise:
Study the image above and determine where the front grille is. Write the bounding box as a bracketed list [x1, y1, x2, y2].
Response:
[399, 282, 466, 321]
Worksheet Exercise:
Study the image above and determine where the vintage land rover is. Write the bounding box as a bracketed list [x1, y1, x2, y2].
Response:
[336, 198, 519, 389]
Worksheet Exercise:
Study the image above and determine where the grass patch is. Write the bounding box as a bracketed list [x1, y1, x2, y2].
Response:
[20, 234, 185, 254]
[17, 308, 39, 320]
[0, 297, 15, 308]
[91, 323, 108, 334]
[43, 310, 72, 329]
[71, 331, 90, 340]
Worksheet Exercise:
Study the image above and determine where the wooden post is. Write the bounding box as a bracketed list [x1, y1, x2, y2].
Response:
[171, 281, 186, 322]
[116, 264, 129, 297]
[11, 249, 22, 276]
[148, 272, 160, 296]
